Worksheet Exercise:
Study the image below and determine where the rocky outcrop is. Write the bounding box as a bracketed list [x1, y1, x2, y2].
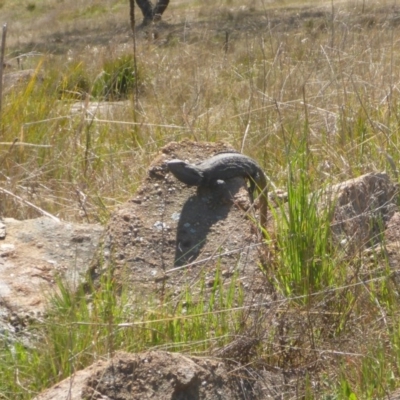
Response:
[34, 351, 285, 400]
[89, 141, 270, 306]
[4, 141, 400, 400]
[2, 69, 43, 94]
[0, 217, 103, 344]
[326, 172, 398, 252]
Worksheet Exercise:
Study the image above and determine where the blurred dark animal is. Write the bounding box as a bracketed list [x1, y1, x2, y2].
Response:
[136, 0, 170, 25]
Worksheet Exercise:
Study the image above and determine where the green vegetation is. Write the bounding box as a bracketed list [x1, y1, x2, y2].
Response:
[272, 136, 336, 300]
[58, 55, 137, 101]
[1, 0, 400, 398]
[0, 268, 245, 398]
[92, 55, 138, 101]
[25, 3, 35, 12]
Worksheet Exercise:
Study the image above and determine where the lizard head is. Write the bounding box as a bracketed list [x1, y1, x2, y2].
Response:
[167, 159, 203, 186]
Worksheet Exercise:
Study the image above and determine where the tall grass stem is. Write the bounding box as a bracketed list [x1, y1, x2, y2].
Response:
[0, 23, 7, 121]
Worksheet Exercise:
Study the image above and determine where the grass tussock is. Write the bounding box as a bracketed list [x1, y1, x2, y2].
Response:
[2, 0, 400, 398]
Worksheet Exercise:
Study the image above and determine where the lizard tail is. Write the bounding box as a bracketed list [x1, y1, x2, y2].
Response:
[257, 175, 268, 236]
[259, 189, 268, 235]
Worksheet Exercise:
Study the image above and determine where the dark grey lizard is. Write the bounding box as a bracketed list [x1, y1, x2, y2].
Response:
[167, 152, 268, 232]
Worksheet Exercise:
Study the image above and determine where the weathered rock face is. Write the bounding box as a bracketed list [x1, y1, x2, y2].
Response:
[90, 141, 270, 305]
[82, 351, 251, 400]
[33, 351, 285, 400]
[326, 173, 398, 252]
[0, 217, 103, 343]
[381, 211, 400, 283]
[2, 69, 42, 94]
[70, 100, 131, 118]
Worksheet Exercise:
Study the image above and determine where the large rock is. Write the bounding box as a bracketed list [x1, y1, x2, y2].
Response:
[325, 172, 398, 252]
[33, 351, 285, 400]
[2, 69, 42, 94]
[0, 217, 103, 343]
[70, 100, 131, 118]
[90, 141, 270, 304]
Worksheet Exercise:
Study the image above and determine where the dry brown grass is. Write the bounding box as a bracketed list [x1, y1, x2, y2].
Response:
[2, 1, 400, 397]
[1, 0, 399, 221]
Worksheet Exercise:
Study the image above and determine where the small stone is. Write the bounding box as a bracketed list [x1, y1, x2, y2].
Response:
[0, 221, 6, 239]
[153, 221, 167, 230]
[171, 212, 180, 221]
